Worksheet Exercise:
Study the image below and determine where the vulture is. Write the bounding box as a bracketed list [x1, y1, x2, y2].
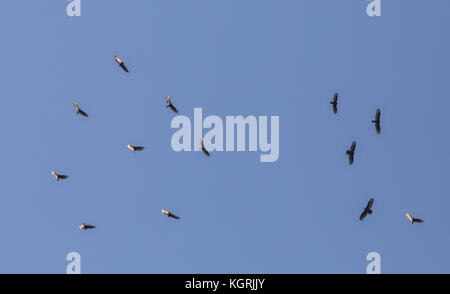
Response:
[200, 138, 210, 157]
[405, 213, 424, 224]
[346, 141, 357, 165]
[72, 102, 88, 117]
[127, 144, 145, 152]
[359, 198, 375, 221]
[51, 171, 68, 181]
[372, 108, 381, 134]
[114, 55, 129, 73]
[165, 96, 178, 113]
[161, 209, 180, 219]
[79, 223, 96, 230]
[330, 92, 338, 114]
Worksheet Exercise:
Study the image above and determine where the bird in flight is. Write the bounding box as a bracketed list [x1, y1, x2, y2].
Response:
[114, 55, 129, 73]
[127, 144, 145, 152]
[346, 141, 357, 165]
[405, 213, 424, 224]
[330, 92, 338, 114]
[79, 223, 96, 230]
[165, 96, 178, 113]
[72, 102, 88, 117]
[51, 171, 68, 181]
[161, 209, 180, 219]
[359, 198, 375, 221]
[372, 108, 381, 134]
[200, 138, 210, 157]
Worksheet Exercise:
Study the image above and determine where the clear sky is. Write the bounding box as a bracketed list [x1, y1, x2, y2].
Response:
[0, 0, 449, 274]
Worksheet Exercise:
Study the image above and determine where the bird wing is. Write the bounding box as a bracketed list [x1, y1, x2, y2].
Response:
[169, 104, 178, 113]
[359, 210, 368, 221]
[134, 146, 145, 151]
[120, 63, 129, 72]
[170, 213, 180, 219]
[406, 213, 414, 222]
[165, 96, 171, 105]
[333, 93, 338, 104]
[59, 175, 69, 179]
[414, 218, 424, 223]
[348, 153, 354, 165]
[85, 224, 96, 229]
[375, 109, 381, 121]
[78, 109, 88, 117]
[366, 198, 375, 210]
[333, 103, 337, 114]
[350, 141, 356, 152]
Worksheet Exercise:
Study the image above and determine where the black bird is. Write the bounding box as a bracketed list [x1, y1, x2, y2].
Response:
[127, 144, 145, 152]
[346, 141, 356, 165]
[200, 139, 210, 157]
[161, 209, 180, 219]
[406, 213, 424, 224]
[72, 102, 88, 117]
[165, 96, 178, 113]
[114, 55, 129, 73]
[79, 223, 96, 230]
[330, 92, 338, 114]
[372, 108, 381, 134]
[51, 171, 68, 181]
[359, 198, 375, 221]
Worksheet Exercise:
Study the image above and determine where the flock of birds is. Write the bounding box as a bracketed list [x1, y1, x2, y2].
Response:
[50, 56, 423, 231]
[50, 55, 207, 231]
[330, 93, 424, 224]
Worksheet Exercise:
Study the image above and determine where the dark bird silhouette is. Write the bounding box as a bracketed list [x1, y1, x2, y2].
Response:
[114, 55, 129, 73]
[51, 171, 68, 181]
[79, 223, 96, 230]
[372, 108, 381, 134]
[330, 92, 338, 114]
[72, 102, 88, 117]
[200, 138, 210, 157]
[127, 144, 145, 152]
[346, 141, 356, 165]
[359, 198, 375, 221]
[165, 96, 178, 113]
[161, 209, 180, 219]
[406, 213, 424, 224]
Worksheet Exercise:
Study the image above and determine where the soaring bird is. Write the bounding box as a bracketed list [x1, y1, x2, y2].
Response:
[200, 138, 210, 157]
[51, 171, 68, 181]
[372, 108, 381, 134]
[114, 55, 129, 73]
[72, 102, 88, 117]
[127, 144, 145, 152]
[161, 209, 180, 219]
[346, 141, 357, 165]
[79, 223, 96, 230]
[405, 213, 424, 224]
[359, 198, 375, 221]
[330, 92, 338, 114]
[165, 96, 178, 113]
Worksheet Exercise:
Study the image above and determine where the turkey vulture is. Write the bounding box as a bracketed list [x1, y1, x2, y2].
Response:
[359, 198, 375, 221]
[114, 55, 129, 73]
[406, 213, 424, 224]
[79, 223, 96, 230]
[346, 141, 356, 165]
[161, 209, 180, 219]
[51, 171, 68, 181]
[127, 144, 145, 152]
[330, 92, 338, 114]
[72, 102, 88, 117]
[165, 96, 178, 113]
[200, 138, 210, 157]
[372, 108, 381, 134]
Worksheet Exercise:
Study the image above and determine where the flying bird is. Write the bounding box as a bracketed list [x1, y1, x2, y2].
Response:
[405, 213, 424, 224]
[79, 223, 96, 230]
[372, 108, 381, 134]
[359, 198, 375, 221]
[114, 55, 129, 73]
[200, 138, 210, 157]
[72, 102, 88, 117]
[165, 96, 178, 113]
[330, 92, 338, 114]
[127, 144, 145, 152]
[161, 209, 180, 219]
[346, 141, 357, 165]
[51, 171, 68, 181]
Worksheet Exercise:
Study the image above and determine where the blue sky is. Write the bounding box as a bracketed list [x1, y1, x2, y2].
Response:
[0, 0, 449, 273]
